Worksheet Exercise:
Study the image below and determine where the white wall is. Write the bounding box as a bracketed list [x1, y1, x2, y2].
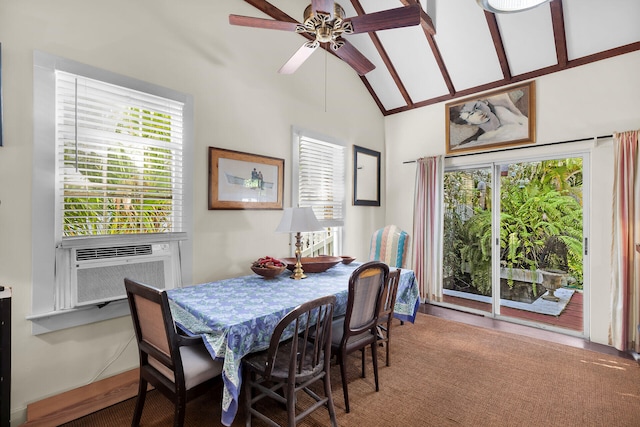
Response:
[384, 50, 640, 346]
[0, 1, 385, 423]
[2, 0, 637, 423]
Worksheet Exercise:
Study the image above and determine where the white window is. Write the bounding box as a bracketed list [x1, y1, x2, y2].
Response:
[30, 52, 194, 334]
[292, 127, 345, 256]
[55, 71, 184, 237]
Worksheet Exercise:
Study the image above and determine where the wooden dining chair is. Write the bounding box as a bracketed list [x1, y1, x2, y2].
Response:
[243, 294, 338, 427]
[377, 268, 401, 366]
[124, 278, 223, 427]
[331, 261, 389, 413]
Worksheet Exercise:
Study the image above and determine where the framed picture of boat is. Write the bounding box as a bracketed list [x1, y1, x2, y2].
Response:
[208, 147, 284, 210]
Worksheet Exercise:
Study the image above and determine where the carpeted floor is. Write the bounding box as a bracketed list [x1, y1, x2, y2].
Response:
[62, 313, 640, 426]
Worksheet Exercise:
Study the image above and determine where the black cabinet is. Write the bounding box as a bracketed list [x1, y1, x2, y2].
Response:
[0, 288, 10, 427]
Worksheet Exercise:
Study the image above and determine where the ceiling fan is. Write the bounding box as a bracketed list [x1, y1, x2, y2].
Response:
[229, 1, 421, 76]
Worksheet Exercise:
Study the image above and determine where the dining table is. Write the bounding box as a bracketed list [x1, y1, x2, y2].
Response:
[167, 262, 420, 426]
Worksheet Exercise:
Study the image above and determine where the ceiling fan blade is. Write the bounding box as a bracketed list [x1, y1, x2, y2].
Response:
[348, 4, 421, 34]
[333, 39, 375, 76]
[229, 15, 298, 32]
[312, 0, 335, 17]
[278, 43, 319, 74]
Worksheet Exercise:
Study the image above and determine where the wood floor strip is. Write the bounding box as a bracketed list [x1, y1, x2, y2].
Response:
[23, 369, 141, 427]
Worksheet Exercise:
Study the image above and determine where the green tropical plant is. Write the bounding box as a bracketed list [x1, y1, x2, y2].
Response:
[444, 159, 583, 295]
[499, 186, 583, 281]
[62, 107, 177, 236]
[458, 209, 492, 295]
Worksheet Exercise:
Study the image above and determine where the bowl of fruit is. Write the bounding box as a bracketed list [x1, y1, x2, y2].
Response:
[251, 256, 287, 279]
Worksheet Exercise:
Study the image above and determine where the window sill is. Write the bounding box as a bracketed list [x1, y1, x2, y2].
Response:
[27, 299, 130, 335]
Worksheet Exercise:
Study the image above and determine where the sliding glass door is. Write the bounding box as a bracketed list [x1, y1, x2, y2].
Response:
[442, 156, 586, 334]
[442, 166, 493, 314]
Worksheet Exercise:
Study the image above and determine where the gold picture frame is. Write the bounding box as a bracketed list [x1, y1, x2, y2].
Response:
[446, 81, 535, 155]
[208, 147, 284, 210]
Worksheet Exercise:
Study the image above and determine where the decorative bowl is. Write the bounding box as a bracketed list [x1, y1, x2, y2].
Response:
[340, 256, 356, 265]
[251, 265, 286, 279]
[282, 256, 342, 273]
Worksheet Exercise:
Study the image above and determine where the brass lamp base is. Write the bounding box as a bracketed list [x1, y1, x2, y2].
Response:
[290, 262, 307, 280]
[290, 232, 307, 280]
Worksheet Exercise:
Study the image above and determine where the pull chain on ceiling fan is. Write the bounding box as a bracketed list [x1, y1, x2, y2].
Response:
[229, 1, 421, 76]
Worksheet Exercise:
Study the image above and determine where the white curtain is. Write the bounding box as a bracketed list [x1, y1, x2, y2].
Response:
[611, 130, 640, 354]
[412, 156, 444, 302]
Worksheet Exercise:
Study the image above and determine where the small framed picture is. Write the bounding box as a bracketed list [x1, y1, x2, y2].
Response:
[446, 81, 535, 155]
[208, 147, 284, 210]
[353, 145, 380, 206]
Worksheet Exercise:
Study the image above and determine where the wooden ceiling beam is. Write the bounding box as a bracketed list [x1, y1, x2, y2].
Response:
[425, 34, 455, 97]
[399, 0, 454, 100]
[360, 75, 387, 113]
[369, 32, 415, 106]
[399, 0, 436, 35]
[484, 11, 512, 81]
[385, 41, 640, 116]
[350, 0, 414, 106]
[550, 0, 568, 67]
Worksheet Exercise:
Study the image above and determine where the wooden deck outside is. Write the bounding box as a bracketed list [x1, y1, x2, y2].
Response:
[442, 291, 583, 332]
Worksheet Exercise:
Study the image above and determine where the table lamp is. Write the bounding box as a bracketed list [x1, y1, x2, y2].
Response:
[275, 207, 323, 279]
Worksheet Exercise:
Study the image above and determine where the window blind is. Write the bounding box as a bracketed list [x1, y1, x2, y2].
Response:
[298, 137, 345, 227]
[55, 71, 185, 236]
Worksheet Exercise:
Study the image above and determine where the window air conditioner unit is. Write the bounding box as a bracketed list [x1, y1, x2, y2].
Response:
[68, 242, 177, 308]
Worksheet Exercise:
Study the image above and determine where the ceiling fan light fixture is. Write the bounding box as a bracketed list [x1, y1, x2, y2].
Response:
[317, 26, 332, 42]
[303, 3, 346, 23]
[476, 0, 551, 13]
[299, 3, 351, 46]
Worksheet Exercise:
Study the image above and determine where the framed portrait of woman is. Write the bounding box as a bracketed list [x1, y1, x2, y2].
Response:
[445, 81, 536, 155]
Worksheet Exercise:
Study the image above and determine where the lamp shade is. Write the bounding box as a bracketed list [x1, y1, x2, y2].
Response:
[476, 0, 550, 13]
[275, 207, 323, 233]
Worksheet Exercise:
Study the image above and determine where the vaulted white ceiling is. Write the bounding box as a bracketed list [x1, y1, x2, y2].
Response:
[230, 0, 640, 115]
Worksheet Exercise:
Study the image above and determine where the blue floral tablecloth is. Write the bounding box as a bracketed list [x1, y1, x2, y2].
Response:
[167, 262, 419, 426]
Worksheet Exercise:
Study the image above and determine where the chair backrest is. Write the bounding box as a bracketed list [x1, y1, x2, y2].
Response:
[369, 225, 410, 268]
[125, 278, 180, 378]
[263, 295, 336, 381]
[344, 261, 389, 336]
[379, 269, 401, 321]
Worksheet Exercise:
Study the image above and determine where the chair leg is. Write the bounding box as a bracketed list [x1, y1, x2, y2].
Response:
[371, 342, 380, 392]
[131, 378, 147, 427]
[386, 323, 392, 367]
[244, 369, 253, 427]
[323, 369, 338, 427]
[174, 394, 186, 427]
[287, 379, 296, 427]
[385, 339, 391, 366]
[338, 355, 350, 413]
[361, 348, 366, 378]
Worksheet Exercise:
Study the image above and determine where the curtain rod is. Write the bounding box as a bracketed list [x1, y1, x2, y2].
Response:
[402, 134, 613, 164]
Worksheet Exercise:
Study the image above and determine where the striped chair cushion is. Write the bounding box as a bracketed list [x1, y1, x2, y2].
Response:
[368, 225, 409, 268]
